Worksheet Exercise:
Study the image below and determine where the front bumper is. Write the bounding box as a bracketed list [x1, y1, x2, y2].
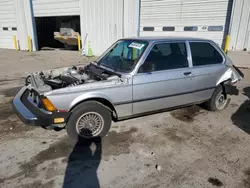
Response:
[12, 87, 70, 128]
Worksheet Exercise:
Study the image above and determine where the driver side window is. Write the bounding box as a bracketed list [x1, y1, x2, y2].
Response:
[138, 42, 188, 73]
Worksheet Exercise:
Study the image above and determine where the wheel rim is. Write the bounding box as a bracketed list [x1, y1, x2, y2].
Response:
[215, 92, 227, 110]
[76, 112, 104, 138]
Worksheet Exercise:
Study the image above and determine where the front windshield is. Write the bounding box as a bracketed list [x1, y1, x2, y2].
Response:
[98, 40, 148, 73]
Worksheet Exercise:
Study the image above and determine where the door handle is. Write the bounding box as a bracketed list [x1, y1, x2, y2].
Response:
[183, 72, 192, 76]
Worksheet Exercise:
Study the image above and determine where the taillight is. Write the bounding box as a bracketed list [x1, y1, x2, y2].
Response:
[41, 97, 57, 112]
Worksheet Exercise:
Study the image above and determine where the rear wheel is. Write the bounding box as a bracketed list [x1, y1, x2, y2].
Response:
[205, 85, 231, 111]
[66, 101, 112, 141]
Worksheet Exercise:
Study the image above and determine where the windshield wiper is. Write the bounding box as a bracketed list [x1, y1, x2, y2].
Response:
[103, 65, 121, 77]
[93, 63, 121, 78]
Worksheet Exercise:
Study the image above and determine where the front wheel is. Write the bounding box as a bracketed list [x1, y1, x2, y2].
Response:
[205, 85, 231, 111]
[66, 101, 112, 141]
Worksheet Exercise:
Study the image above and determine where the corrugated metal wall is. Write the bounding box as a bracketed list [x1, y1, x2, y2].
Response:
[32, 0, 80, 17]
[0, 0, 17, 49]
[140, 0, 232, 47]
[80, 0, 139, 55]
[124, 0, 140, 38]
[14, 0, 37, 51]
[80, 0, 123, 55]
[229, 0, 250, 51]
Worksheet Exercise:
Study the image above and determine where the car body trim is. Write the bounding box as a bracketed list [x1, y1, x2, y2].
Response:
[114, 86, 215, 106]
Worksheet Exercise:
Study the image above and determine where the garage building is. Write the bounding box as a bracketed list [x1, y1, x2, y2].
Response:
[0, 0, 17, 49]
[140, 0, 233, 47]
[0, 0, 249, 55]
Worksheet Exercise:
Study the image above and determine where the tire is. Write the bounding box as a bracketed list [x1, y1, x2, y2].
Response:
[205, 85, 231, 111]
[66, 101, 112, 141]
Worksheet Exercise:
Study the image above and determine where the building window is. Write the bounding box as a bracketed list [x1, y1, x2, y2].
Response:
[12, 27, 17, 31]
[143, 27, 155, 31]
[162, 27, 175, 31]
[3, 27, 8, 31]
[184, 26, 198, 31]
[208, 26, 223, 31]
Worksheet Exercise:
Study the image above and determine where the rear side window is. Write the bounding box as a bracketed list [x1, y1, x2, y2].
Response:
[190, 42, 223, 66]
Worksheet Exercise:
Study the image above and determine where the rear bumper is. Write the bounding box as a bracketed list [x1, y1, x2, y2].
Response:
[12, 87, 70, 128]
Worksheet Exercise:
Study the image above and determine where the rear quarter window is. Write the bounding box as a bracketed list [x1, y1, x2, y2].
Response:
[190, 42, 223, 66]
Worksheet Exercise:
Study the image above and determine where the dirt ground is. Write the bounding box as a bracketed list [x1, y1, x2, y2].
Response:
[0, 49, 250, 188]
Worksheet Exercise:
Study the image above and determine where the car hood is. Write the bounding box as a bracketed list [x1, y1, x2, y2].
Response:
[43, 76, 128, 96]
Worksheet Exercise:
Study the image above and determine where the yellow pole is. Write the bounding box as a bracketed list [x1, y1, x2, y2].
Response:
[77, 34, 81, 52]
[224, 35, 230, 53]
[13, 35, 18, 51]
[27, 36, 31, 52]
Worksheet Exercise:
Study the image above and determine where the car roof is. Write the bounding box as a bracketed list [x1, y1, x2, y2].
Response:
[123, 36, 212, 42]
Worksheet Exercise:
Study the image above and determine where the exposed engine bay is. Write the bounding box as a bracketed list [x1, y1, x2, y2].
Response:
[26, 63, 120, 93]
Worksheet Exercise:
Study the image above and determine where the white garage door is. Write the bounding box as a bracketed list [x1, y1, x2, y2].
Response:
[32, 0, 80, 17]
[140, 0, 232, 47]
[0, 0, 17, 49]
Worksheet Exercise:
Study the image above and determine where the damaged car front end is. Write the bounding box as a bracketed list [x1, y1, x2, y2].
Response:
[13, 62, 126, 130]
[12, 39, 147, 133]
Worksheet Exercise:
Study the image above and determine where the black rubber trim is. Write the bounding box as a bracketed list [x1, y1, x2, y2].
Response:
[233, 65, 244, 78]
[114, 87, 216, 106]
[21, 89, 70, 127]
[224, 84, 239, 95]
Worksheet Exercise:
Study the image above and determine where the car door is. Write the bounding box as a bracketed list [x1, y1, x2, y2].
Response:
[188, 41, 226, 101]
[132, 41, 198, 114]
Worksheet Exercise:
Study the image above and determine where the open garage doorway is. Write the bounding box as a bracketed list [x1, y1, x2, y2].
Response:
[35, 16, 80, 50]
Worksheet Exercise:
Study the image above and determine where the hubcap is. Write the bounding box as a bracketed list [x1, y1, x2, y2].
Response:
[215, 92, 227, 110]
[76, 112, 104, 138]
